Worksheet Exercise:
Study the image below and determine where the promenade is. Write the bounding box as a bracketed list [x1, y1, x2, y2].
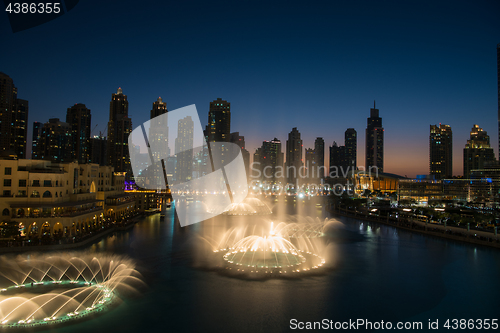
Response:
[0, 214, 143, 253]
[329, 205, 500, 249]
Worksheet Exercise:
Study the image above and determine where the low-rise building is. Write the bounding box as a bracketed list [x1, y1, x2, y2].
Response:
[0, 158, 137, 239]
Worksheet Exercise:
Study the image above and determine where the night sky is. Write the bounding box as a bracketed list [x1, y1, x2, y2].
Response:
[1, 0, 499, 177]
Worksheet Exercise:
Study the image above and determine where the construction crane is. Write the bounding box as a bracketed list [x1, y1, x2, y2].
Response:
[100, 126, 107, 138]
[90, 124, 99, 136]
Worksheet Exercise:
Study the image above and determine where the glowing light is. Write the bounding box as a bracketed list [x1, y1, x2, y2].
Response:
[0, 254, 144, 328]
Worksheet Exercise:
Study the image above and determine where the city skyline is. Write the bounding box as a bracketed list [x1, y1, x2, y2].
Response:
[1, 2, 500, 331]
[14, 87, 500, 178]
[5, 80, 500, 178]
[1, 0, 499, 178]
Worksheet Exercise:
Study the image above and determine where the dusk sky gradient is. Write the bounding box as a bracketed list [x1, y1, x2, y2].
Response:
[1, 0, 499, 177]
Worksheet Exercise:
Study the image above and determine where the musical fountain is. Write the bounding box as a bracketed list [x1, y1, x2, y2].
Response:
[200, 214, 339, 278]
[0, 253, 143, 329]
[222, 197, 273, 216]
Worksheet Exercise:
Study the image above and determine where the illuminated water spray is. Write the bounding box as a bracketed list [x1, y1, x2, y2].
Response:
[0, 253, 144, 329]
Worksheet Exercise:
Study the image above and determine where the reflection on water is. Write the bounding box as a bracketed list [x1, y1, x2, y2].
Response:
[24, 199, 500, 333]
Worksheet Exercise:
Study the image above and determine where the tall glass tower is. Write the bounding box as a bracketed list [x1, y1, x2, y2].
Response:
[430, 124, 452, 179]
[107, 87, 132, 175]
[365, 102, 384, 173]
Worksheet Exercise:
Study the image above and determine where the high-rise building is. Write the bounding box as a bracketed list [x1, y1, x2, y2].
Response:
[90, 135, 107, 166]
[365, 101, 384, 173]
[146, 97, 169, 187]
[430, 124, 452, 179]
[305, 148, 315, 182]
[151, 96, 168, 119]
[253, 147, 262, 176]
[66, 103, 91, 164]
[464, 124, 495, 177]
[344, 128, 357, 169]
[32, 121, 43, 159]
[207, 98, 230, 142]
[329, 142, 346, 176]
[314, 137, 325, 180]
[207, 98, 231, 168]
[329, 129, 356, 178]
[148, 97, 169, 161]
[175, 116, 194, 183]
[256, 138, 284, 184]
[230, 132, 245, 149]
[286, 127, 303, 184]
[39, 118, 72, 163]
[0, 72, 28, 159]
[230, 132, 250, 178]
[107, 88, 132, 175]
[13, 99, 28, 159]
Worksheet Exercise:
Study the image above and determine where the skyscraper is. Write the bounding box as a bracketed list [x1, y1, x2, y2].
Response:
[107, 88, 132, 175]
[66, 103, 91, 164]
[430, 124, 452, 179]
[314, 137, 325, 180]
[151, 96, 168, 119]
[464, 124, 495, 177]
[207, 98, 231, 168]
[148, 97, 169, 160]
[305, 148, 315, 182]
[230, 132, 250, 178]
[253, 147, 262, 178]
[329, 142, 345, 176]
[175, 116, 194, 183]
[208, 98, 230, 142]
[0, 72, 29, 159]
[286, 127, 303, 184]
[39, 118, 72, 163]
[344, 128, 357, 169]
[90, 135, 107, 166]
[365, 101, 384, 173]
[256, 138, 284, 184]
[32, 121, 42, 159]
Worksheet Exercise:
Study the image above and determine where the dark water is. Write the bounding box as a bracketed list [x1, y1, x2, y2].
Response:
[34, 205, 500, 333]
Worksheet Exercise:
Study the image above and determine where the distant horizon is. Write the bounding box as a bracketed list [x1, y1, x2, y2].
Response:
[13, 86, 497, 179]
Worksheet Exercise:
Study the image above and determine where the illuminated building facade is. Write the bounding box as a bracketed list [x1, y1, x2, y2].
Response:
[38, 118, 72, 163]
[107, 88, 132, 175]
[463, 124, 495, 177]
[430, 124, 452, 179]
[66, 103, 91, 164]
[175, 116, 194, 183]
[31, 121, 42, 159]
[252, 138, 283, 184]
[0, 158, 136, 238]
[344, 128, 357, 169]
[208, 98, 230, 142]
[286, 127, 303, 184]
[314, 137, 325, 180]
[365, 102, 384, 172]
[0, 72, 28, 159]
[329, 128, 357, 178]
[149, 97, 169, 159]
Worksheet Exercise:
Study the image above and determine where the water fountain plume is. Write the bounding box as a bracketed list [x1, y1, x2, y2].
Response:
[222, 197, 272, 216]
[0, 253, 144, 329]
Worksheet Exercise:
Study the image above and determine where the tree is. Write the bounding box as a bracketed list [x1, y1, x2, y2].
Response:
[0, 221, 20, 239]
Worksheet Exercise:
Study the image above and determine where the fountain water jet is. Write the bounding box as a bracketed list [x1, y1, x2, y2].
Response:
[0, 253, 144, 329]
[222, 197, 272, 216]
